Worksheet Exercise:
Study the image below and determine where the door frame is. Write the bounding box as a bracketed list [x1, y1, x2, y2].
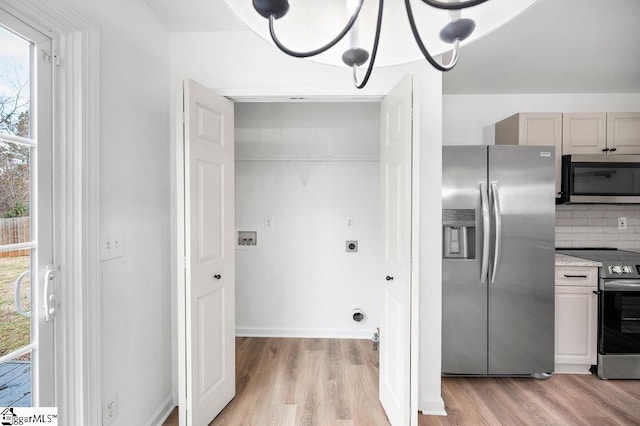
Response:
[170, 84, 433, 425]
[0, 2, 102, 424]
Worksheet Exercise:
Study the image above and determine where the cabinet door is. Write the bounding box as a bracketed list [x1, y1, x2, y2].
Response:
[495, 113, 562, 197]
[518, 114, 562, 196]
[555, 286, 597, 367]
[563, 113, 607, 154]
[607, 112, 640, 154]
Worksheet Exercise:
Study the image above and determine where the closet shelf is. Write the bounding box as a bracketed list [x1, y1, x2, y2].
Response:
[235, 155, 379, 163]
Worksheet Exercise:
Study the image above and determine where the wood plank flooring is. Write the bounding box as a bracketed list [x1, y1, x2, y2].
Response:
[422, 375, 640, 426]
[164, 337, 640, 426]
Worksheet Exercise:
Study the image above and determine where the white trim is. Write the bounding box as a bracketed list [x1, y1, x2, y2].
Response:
[0, 344, 36, 364]
[53, 27, 101, 426]
[0, 2, 101, 424]
[175, 79, 187, 426]
[410, 74, 420, 426]
[419, 397, 447, 416]
[0, 242, 36, 253]
[0, 133, 37, 147]
[144, 393, 176, 426]
[235, 327, 377, 340]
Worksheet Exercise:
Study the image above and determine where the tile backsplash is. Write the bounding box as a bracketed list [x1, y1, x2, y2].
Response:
[556, 205, 640, 250]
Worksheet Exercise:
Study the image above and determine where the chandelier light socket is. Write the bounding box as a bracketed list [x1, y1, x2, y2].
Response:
[342, 47, 370, 67]
[253, 0, 290, 19]
[439, 18, 476, 43]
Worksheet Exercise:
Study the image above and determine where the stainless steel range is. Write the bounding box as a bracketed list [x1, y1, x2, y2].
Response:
[557, 249, 640, 379]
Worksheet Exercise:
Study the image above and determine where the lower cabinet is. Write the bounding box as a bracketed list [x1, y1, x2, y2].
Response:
[554, 266, 598, 373]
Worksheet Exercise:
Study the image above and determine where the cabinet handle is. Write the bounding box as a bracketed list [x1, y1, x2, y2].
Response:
[385, 276, 394, 281]
[602, 148, 609, 152]
[564, 274, 588, 278]
[610, 147, 617, 152]
[593, 291, 599, 295]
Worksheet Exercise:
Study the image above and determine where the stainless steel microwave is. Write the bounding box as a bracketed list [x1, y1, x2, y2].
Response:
[561, 154, 640, 203]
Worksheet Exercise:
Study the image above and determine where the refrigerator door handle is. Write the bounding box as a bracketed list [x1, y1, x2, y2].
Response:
[490, 182, 502, 284]
[479, 183, 490, 284]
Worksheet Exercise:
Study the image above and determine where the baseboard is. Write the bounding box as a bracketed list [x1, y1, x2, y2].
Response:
[145, 393, 175, 426]
[419, 396, 447, 416]
[236, 326, 376, 340]
[554, 363, 592, 374]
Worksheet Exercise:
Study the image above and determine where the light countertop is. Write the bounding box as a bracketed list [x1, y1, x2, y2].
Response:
[555, 253, 602, 267]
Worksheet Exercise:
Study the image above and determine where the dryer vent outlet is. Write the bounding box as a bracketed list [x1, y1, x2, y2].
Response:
[352, 308, 365, 322]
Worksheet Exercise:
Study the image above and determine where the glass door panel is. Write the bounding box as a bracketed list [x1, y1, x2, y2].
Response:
[0, 16, 54, 407]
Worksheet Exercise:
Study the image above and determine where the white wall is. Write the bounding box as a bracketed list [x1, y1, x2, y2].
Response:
[48, 1, 173, 424]
[443, 93, 640, 145]
[414, 72, 445, 416]
[234, 103, 381, 338]
[170, 31, 427, 99]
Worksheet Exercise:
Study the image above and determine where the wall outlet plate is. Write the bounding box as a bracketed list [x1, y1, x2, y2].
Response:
[346, 240, 358, 252]
[618, 217, 627, 230]
[101, 230, 124, 261]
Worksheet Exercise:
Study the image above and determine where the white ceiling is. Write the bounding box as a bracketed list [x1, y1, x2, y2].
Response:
[145, 0, 640, 95]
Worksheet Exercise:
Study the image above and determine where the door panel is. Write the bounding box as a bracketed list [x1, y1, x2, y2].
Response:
[487, 146, 555, 375]
[380, 76, 412, 426]
[0, 15, 54, 407]
[182, 79, 235, 426]
[441, 146, 488, 375]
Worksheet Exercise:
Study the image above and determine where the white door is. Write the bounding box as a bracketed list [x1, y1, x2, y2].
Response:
[178, 79, 235, 425]
[379, 76, 413, 425]
[0, 11, 55, 407]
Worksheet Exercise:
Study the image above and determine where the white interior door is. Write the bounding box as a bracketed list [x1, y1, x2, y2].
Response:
[379, 76, 413, 425]
[178, 78, 235, 426]
[0, 11, 55, 407]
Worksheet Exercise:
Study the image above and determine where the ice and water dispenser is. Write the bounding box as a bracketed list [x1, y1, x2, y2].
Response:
[442, 209, 476, 259]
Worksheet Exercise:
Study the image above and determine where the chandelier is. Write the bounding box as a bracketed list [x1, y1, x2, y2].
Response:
[252, 0, 489, 89]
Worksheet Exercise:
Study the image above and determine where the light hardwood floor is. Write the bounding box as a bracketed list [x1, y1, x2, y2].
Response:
[164, 337, 640, 425]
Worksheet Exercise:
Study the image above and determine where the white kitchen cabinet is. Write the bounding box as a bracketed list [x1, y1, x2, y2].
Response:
[554, 266, 598, 374]
[495, 113, 562, 197]
[562, 113, 607, 155]
[607, 112, 640, 154]
[563, 112, 640, 155]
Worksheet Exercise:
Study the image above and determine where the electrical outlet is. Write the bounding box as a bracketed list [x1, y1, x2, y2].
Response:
[101, 230, 124, 260]
[618, 217, 627, 230]
[103, 393, 117, 425]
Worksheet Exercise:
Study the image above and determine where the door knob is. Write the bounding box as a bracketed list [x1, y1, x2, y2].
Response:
[213, 274, 222, 280]
[385, 276, 394, 281]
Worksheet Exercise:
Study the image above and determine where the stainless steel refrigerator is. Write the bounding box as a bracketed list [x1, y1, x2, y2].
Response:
[442, 145, 555, 376]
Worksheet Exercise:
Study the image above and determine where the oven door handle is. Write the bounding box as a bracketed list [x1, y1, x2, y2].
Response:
[603, 281, 640, 291]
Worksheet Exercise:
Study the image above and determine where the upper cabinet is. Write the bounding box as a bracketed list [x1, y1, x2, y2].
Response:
[562, 113, 607, 154]
[495, 112, 562, 197]
[563, 112, 640, 155]
[607, 112, 640, 154]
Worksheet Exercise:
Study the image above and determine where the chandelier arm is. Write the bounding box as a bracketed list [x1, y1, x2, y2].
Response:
[353, 0, 384, 89]
[419, 0, 490, 10]
[268, 0, 365, 58]
[405, 0, 458, 71]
